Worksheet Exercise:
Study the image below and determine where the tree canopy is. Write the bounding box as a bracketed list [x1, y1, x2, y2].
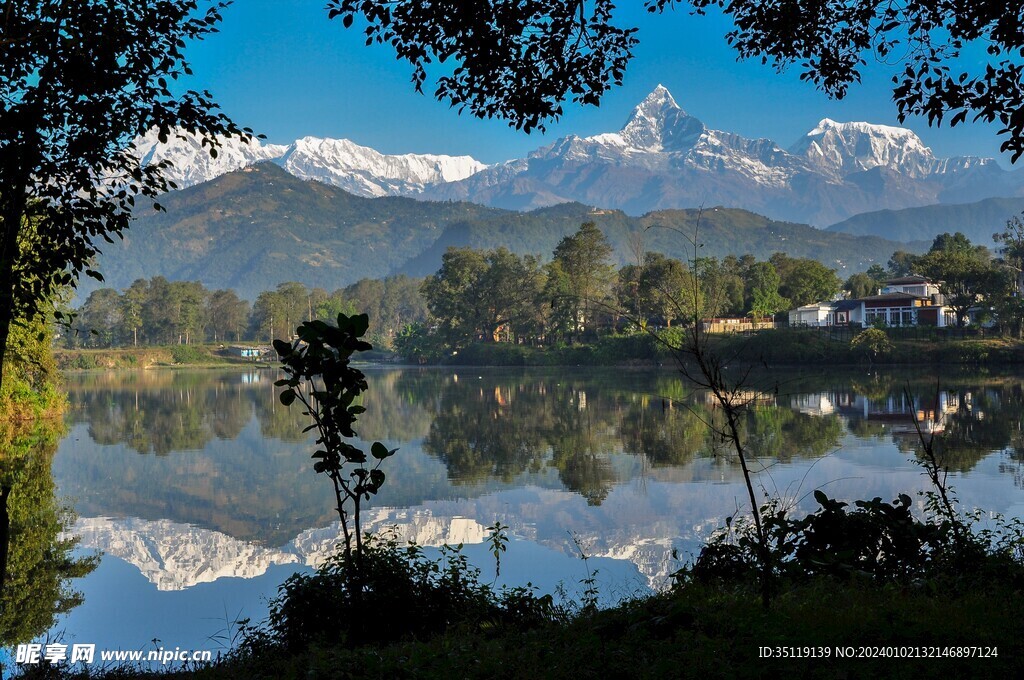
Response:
[328, 1, 1024, 158]
[0, 0, 251, 393]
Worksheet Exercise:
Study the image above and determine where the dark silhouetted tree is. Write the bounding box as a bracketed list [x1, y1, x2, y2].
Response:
[0, 0, 253, 393]
[328, 1, 1024, 158]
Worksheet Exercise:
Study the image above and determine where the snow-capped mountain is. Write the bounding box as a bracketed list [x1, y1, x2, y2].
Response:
[278, 136, 486, 197]
[790, 118, 988, 179]
[132, 129, 487, 197]
[131, 128, 289, 190]
[134, 85, 1024, 225]
[424, 85, 1022, 224]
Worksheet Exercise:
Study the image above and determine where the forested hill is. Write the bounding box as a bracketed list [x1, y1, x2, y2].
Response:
[91, 163, 504, 300]
[826, 197, 1024, 246]
[88, 163, 923, 300]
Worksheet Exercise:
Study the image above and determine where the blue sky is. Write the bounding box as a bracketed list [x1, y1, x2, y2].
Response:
[183, 1, 1011, 165]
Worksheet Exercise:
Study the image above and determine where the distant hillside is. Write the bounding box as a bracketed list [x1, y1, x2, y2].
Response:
[88, 163, 504, 299]
[826, 197, 1024, 245]
[86, 165, 924, 300]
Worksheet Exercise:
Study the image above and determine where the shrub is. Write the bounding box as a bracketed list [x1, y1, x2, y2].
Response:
[677, 491, 1024, 590]
[170, 345, 208, 364]
[263, 536, 557, 652]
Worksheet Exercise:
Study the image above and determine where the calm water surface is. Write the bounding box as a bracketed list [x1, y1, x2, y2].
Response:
[21, 366, 1024, 657]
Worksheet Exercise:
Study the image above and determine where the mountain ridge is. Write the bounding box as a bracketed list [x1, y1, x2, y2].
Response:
[134, 86, 1024, 226]
[82, 164, 926, 301]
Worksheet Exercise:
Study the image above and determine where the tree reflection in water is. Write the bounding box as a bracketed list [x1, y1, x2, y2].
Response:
[60, 368, 1024, 524]
[0, 418, 97, 648]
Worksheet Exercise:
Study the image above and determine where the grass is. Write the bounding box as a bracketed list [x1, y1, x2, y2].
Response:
[54, 346, 275, 371]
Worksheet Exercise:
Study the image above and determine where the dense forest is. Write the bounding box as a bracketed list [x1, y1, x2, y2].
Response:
[66, 220, 1024, 357]
[65, 223, 846, 353]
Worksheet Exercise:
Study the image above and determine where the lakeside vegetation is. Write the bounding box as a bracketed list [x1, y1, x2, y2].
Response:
[63, 219, 1024, 372]
[53, 325, 1024, 371]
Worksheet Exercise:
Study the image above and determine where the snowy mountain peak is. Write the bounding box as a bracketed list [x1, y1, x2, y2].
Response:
[133, 129, 488, 197]
[793, 118, 936, 178]
[640, 84, 678, 109]
[281, 135, 487, 192]
[131, 128, 288, 189]
[602, 85, 705, 152]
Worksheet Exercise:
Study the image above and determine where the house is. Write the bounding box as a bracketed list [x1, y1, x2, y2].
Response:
[702, 317, 778, 333]
[788, 302, 836, 327]
[787, 276, 954, 328]
[228, 345, 273, 360]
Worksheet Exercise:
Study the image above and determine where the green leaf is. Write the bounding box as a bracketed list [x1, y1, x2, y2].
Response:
[371, 442, 390, 460]
[351, 313, 370, 337]
[280, 389, 296, 406]
[272, 339, 292, 356]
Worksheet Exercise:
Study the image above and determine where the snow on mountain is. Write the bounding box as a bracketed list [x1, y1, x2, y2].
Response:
[133, 87, 1024, 225]
[290, 508, 490, 569]
[790, 118, 940, 178]
[74, 517, 299, 591]
[589, 84, 706, 153]
[132, 129, 488, 197]
[426, 85, 1024, 224]
[131, 128, 288, 190]
[278, 136, 487, 197]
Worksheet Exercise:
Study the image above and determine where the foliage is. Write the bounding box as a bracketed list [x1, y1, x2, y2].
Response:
[917, 232, 1003, 327]
[546, 223, 617, 344]
[422, 247, 544, 349]
[69, 274, 427, 351]
[680, 490, 1024, 592]
[770, 254, 840, 307]
[325, 0, 637, 133]
[0, 0, 253, 397]
[843, 272, 880, 299]
[328, 2, 1024, 160]
[261, 534, 556, 652]
[170, 344, 210, 365]
[0, 419, 98, 648]
[274, 313, 396, 557]
[1, 310, 65, 419]
[850, 328, 893, 362]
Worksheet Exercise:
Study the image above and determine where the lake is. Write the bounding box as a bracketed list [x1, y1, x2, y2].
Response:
[15, 366, 1024, 659]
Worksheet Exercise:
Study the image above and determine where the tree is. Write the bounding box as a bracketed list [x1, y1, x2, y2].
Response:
[422, 247, 544, 346]
[328, 2, 1024, 158]
[207, 289, 250, 343]
[547, 223, 615, 343]
[120, 279, 149, 347]
[744, 261, 787, 318]
[918, 233, 1000, 327]
[0, 1, 253, 394]
[844, 272, 879, 300]
[82, 288, 124, 347]
[639, 252, 690, 328]
[772, 255, 840, 307]
[888, 251, 921, 278]
[422, 247, 489, 347]
[851, 328, 893, 364]
[993, 213, 1024, 336]
[168, 281, 208, 345]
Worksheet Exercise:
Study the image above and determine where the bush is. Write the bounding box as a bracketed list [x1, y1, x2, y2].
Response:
[170, 344, 208, 364]
[262, 536, 557, 652]
[678, 491, 1024, 590]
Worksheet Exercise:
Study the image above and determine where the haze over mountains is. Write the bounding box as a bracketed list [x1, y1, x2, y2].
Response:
[137, 85, 1024, 226]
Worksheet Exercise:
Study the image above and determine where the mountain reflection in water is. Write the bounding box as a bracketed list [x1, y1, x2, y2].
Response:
[42, 367, 1024, 650]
